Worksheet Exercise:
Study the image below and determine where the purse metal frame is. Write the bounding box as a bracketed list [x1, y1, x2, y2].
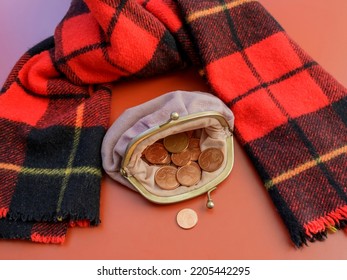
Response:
[120, 111, 234, 206]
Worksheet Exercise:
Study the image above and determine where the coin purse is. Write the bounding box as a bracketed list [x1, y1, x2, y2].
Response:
[101, 90, 234, 208]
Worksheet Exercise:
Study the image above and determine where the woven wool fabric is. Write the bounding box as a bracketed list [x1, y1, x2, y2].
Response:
[0, 0, 346, 246]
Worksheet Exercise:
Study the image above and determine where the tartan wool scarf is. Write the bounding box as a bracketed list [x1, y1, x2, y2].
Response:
[0, 0, 346, 247]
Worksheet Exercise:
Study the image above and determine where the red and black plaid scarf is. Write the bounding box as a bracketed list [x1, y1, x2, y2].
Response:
[0, 0, 346, 247]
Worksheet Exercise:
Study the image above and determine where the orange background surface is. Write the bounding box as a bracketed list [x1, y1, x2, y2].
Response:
[0, 0, 346, 259]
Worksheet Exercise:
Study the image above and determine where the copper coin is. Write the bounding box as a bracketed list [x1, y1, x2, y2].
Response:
[171, 149, 192, 166]
[144, 143, 169, 164]
[154, 166, 179, 190]
[176, 163, 201, 186]
[163, 132, 189, 153]
[188, 161, 201, 171]
[176, 208, 198, 229]
[188, 138, 201, 161]
[162, 154, 171, 164]
[198, 148, 224, 172]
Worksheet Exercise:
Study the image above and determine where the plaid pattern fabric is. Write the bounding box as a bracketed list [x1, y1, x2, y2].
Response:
[0, 34, 111, 242]
[0, 0, 346, 246]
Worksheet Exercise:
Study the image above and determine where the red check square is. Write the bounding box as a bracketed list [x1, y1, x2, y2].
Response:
[245, 32, 303, 82]
[269, 71, 330, 118]
[232, 89, 287, 142]
[206, 52, 259, 103]
[107, 14, 160, 74]
[67, 48, 124, 83]
[0, 83, 48, 126]
[61, 13, 102, 56]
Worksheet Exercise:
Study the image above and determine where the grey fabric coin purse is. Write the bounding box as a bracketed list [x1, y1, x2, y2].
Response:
[101, 90, 234, 208]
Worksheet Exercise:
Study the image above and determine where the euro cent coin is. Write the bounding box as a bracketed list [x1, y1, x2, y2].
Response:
[198, 147, 224, 172]
[144, 143, 169, 164]
[176, 208, 198, 229]
[171, 149, 192, 166]
[154, 166, 179, 190]
[163, 132, 189, 153]
[176, 162, 201, 186]
[188, 138, 201, 161]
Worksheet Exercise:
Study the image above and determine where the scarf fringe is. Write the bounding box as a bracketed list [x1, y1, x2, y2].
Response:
[304, 205, 347, 239]
[69, 220, 90, 228]
[31, 233, 65, 244]
[29, 220, 91, 244]
[2, 210, 99, 225]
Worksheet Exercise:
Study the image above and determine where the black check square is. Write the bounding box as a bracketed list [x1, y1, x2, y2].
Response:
[9, 174, 64, 220]
[276, 165, 346, 224]
[230, 2, 283, 49]
[295, 105, 347, 156]
[59, 173, 101, 223]
[73, 126, 105, 168]
[246, 122, 313, 178]
[325, 155, 347, 195]
[308, 67, 347, 103]
[23, 126, 75, 169]
[190, 11, 240, 64]
[0, 118, 31, 165]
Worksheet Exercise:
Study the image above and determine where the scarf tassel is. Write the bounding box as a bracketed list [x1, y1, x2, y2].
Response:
[304, 205, 347, 241]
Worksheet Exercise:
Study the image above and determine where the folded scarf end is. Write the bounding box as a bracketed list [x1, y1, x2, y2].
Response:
[69, 219, 92, 228]
[31, 232, 66, 244]
[298, 205, 347, 246]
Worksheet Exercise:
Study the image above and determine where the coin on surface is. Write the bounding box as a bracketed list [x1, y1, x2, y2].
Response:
[154, 166, 179, 190]
[188, 138, 201, 161]
[198, 147, 224, 172]
[163, 132, 189, 153]
[144, 143, 169, 164]
[171, 149, 192, 166]
[176, 208, 198, 229]
[176, 162, 201, 186]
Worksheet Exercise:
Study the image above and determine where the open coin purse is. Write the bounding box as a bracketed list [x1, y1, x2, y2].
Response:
[101, 91, 234, 208]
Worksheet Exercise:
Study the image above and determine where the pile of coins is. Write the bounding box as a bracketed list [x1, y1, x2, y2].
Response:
[142, 130, 224, 190]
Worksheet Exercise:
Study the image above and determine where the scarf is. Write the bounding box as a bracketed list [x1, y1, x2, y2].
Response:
[0, 0, 346, 247]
